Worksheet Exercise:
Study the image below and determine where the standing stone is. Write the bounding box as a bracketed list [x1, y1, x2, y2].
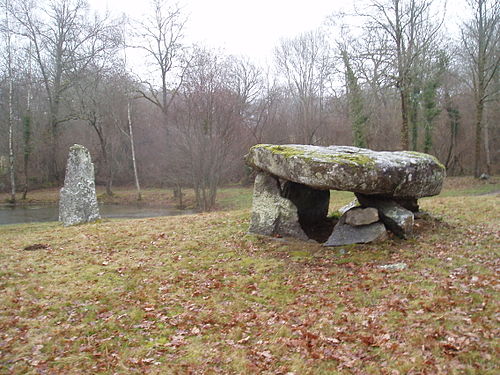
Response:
[59, 145, 100, 226]
[281, 180, 330, 223]
[280, 180, 331, 242]
[248, 172, 308, 240]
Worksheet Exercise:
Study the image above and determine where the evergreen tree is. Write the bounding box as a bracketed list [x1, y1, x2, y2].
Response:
[341, 50, 368, 148]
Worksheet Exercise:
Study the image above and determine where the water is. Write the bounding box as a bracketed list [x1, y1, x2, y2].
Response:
[0, 204, 195, 226]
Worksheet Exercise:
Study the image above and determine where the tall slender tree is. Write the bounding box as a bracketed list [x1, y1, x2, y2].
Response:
[461, 0, 499, 176]
[21, 41, 32, 199]
[11, 0, 121, 183]
[126, 98, 142, 201]
[359, 0, 443, 150]
[274, 29, 334, 144]
[341, 48, 368, 148]
[3, 0, 16, 203]
[132, 0, 189, 196]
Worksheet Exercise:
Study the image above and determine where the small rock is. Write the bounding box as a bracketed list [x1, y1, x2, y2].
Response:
[479, 173, 489, 180]
[338, 200, 359, 215]
[378, 263, 408, 271]
[344, 207, 379, 226]
[414, 210, 431, 220]
[23, 243, 50, 251]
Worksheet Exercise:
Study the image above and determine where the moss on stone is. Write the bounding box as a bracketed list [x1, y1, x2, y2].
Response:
[317, 153, 375, 166]
[258, 144, 375, 167]
[259, 144, 309, 159]
[405, 151, 445, 170]
[70, 144, 87, 151]
[247, 144, 446, 197]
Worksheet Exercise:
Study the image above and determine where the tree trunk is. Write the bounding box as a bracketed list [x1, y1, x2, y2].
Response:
[22, 155, 29, 200]
[49, 113, 60, 184]
[127, 100, 142, 201]
[8, 76, 15, 203]
[22, 115, 31, 200]
[175, 183, 183, 209]
[6, 2, 15, 203]
[400, 89, 410, 150]
[93, 121, 113, 196]
[22, 42, 32, 200]
[410, 91, 419, 151]
[483, 116, 491, 175]
[474, 99, 484, 177]
[101, 143, 113, 196]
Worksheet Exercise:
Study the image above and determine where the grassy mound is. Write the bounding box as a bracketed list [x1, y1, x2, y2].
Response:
[0, 178, 498, 374]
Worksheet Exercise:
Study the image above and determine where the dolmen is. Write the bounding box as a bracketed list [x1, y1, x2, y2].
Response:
[245, 144, 445, 246]
[59, 144, 100, 226]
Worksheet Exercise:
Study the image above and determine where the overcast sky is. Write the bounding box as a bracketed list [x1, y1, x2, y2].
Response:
[89, 0, 468, 66]
[90, 0, 352, 64]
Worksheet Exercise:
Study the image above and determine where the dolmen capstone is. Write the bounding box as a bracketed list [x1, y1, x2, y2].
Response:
[245, 144, 445, 246]
[59, 144, 100, 226]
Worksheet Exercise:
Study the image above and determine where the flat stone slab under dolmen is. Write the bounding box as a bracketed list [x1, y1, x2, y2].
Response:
[246, 144, 445, 198]
[324, 214, 388, 247]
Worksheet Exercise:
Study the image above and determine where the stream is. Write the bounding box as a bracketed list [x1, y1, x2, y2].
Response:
[0, 204, 195, 226]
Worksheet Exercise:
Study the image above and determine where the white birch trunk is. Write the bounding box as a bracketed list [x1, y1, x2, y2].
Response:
[6, 0, 15, 203]
[128, 100, 142, 201]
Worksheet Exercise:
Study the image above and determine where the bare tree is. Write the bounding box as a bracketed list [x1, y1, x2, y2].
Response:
[132, 0, 188, 119]
[126, 98, 142, 200]
[461, 0, 499, 176]
[131, 0, 189, 197]
[107, 69, 143, 201]
[332, 18, 398, 149]
[274, 29, 334, 144]
[74, 67, 113, 195]
[3, 0, 15, 202]
[229, 56, 263, 112]
[10, 0, 120, 182]
[170, 48, 244, 210]
[358, 0, 443, 150]
[248, 72, 284, 144]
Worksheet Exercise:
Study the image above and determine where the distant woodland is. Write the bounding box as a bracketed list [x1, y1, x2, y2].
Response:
[0, 0, 498, 209]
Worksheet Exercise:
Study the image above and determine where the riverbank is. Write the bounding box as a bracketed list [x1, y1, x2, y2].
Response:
[0, 177, 499, 374]
[0, 186, 253, 225]
[1, 176, 498, 208]
[0, 186, 197, 208]
[0, 186, 255, 211]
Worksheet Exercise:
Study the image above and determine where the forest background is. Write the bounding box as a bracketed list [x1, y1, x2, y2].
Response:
[0, 0, 498, 210]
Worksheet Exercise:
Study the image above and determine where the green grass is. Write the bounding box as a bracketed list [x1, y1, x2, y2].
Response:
[440, 175, 500, 197]
[0, 177, 499, 374]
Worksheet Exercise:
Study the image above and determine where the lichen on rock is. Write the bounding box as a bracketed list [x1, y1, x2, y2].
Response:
[246, 144, 445, 198]
[248, 172, 308, 240]
[59, 144, 100, 226]
[246, 144, 446, 245]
